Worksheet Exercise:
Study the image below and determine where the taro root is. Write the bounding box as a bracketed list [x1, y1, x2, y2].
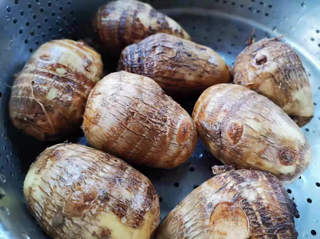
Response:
[232, 38, 314, 126]
[83, 71, 197, 168]
[155, 166, 298, 239]
[9, 39, 103, 140]
[119, 33, 231, 96]
[192, 84, 312, 182]
[94, 0, 190, 53]
[24, 143, 160, 239]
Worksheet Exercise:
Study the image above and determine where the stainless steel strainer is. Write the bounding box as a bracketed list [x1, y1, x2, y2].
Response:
[0, 0, 319, 238]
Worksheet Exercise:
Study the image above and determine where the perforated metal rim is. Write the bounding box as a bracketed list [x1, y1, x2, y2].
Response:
[0, 0, 319, 238]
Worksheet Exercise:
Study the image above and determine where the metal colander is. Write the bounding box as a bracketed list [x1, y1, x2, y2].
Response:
[0, 0, 319, 238]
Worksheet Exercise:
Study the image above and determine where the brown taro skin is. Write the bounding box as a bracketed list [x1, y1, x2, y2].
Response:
[24, 143, 160, 239]
[192, 84, 312, 182]
[232, 38, 314, 127]
[155, 167, 298, 239]
[9, 39, 103, 141]
[93, 0, 190, 53]
[83, 71, 197, 168]
[118, 33, 231, 96]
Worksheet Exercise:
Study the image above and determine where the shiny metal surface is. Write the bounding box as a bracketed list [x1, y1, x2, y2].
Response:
[0, 0, 319, 238]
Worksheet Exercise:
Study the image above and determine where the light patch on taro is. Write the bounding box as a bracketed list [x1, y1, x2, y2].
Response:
[240, 187, 258, 202]
[56, 67, 66, 74]
[46, 88, 59, 100]
[283, 87, 314, 117]
[246, 118, 262, 132]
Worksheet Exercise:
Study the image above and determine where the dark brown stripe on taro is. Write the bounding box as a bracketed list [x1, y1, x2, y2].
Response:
[135, 1, 148, 39]
[26, 64, 88, 91]
[118, 47, 128, 71]
[53, 85, 74, 108]
[136, 40, 145, 74]
[259, 172, 296, 236]
[119, 46, 130, 72]
[128, 45, 136, 73]
[112, 201, 128, 219]
[126, 185, 156, 228]
[158, 12, 170, 31]
[28, 66, 95, 95]
[9, 93, 57, 134]
[117, 9, 128, 50]
[126, 170, 145, 194]
[10, 90, 43, 115]
[144, 183, 158, 210]
[236, 194, 261, 232]
[104, 169, 153, 229]
[229, 171, 263, 234]
[24, 76, 84, 124]
[265, 172, 299, 218]
[104, 4, 119, 49]
[33, 151, 53, 174]
[255, 195, 273, 232]
[126, 213, 145, 229]
[228, 170, 247, 185]
[130, 8, 139, 46]
[98, 5, 113, 44]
